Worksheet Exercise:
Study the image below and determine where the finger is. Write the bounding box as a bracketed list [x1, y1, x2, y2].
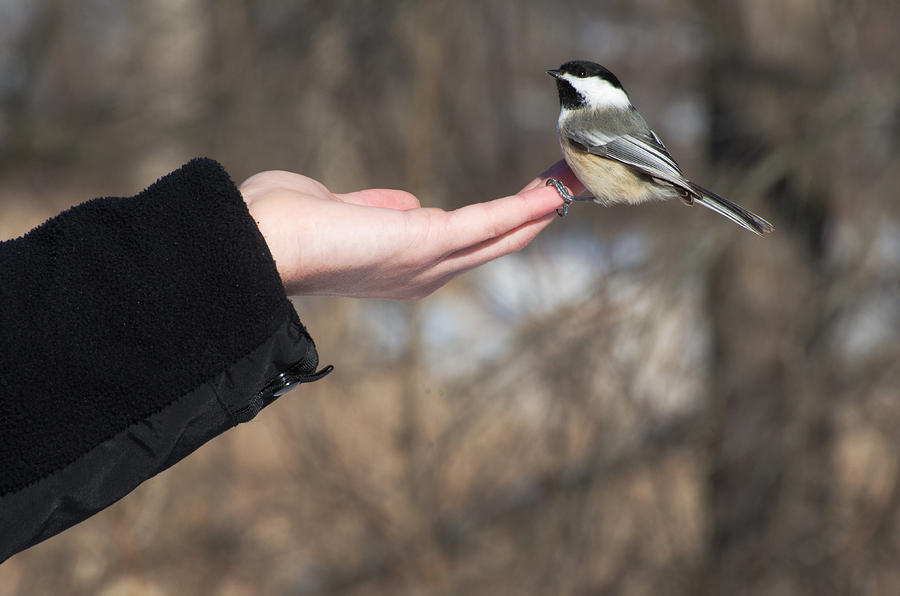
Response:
[337, 188, 422, 210]
[240, 170, 323, 192]
[441, 185, 563, 253]
[518, 159, 586, 195]
[427, 212, 557, 280]
[239, 171, 334, 206]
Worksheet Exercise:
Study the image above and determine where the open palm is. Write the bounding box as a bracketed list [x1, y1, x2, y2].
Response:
[240, 161, 582, 300]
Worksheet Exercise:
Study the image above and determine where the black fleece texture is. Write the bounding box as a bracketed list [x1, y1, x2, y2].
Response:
[0, 158, 301, 496]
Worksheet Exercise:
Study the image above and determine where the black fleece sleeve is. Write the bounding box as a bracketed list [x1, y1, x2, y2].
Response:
[0, 158, 331, 561]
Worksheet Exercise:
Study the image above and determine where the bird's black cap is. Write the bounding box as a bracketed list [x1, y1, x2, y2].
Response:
[547, 61, 624, 109]
[550, 61, 623, 89]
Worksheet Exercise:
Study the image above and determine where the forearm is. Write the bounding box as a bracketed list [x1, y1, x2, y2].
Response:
[0, 158, 328, 561]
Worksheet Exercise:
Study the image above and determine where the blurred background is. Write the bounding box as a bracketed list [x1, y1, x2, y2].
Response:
[1, 0, 899, 594]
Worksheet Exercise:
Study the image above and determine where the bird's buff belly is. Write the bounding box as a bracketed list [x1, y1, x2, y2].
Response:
[564, 149, 673, 206]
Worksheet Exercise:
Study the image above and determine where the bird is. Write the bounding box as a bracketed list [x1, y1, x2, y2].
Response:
[546, 60, 773, 235]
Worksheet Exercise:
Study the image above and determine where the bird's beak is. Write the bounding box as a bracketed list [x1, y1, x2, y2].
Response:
[547, 69, 561, 79]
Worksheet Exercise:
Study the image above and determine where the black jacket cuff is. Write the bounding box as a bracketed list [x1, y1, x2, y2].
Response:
[0, 158, 330, 560]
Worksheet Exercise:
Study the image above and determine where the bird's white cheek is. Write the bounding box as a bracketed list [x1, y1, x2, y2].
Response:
[584, 82, 630, 109]
[559, 73, 631, 109]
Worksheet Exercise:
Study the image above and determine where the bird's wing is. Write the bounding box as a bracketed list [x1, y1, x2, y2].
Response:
[566, 128, 690, 190]
[566, 128, 775, 235]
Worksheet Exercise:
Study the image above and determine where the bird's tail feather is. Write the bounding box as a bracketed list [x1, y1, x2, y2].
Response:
[689, 183, 774, 236]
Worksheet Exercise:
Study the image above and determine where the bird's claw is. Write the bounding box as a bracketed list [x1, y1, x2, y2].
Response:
[546, 178, 573, 217]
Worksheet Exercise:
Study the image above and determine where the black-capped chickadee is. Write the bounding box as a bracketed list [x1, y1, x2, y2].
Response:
[547, 60, 773, 235]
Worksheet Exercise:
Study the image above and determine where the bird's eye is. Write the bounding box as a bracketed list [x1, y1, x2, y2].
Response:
[576, 68, 587, 77]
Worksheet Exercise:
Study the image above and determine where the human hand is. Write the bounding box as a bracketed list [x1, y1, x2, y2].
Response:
[239, 161, 583, 300]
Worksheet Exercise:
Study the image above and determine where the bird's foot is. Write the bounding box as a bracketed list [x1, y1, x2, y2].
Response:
[546, 178, 574, 217]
